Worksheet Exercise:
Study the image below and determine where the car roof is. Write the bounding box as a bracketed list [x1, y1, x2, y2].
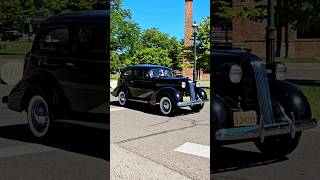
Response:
[41, 10, 109, 25]
[125, 64, 170, 69]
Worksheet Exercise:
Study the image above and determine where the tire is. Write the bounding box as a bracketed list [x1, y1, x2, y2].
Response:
[27, 95, 53, 138]
[118, 89, 128, 106]
[191, 104, 204, 112]
[159, 96, 176, 116]
[254, 132, 302, 157]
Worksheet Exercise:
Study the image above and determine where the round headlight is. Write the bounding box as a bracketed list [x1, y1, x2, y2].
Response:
[275, 63, 287, 80]
[181, 82, 186, 88]
[229, 65, 242, 83]
[196, 81, 200, 87]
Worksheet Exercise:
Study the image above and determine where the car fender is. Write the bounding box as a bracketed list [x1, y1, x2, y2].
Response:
[269, 80, 312, 121]
[8, 70, 70, 115]
[112, 85, 131, 98]
[211, 95, 228, 129]
[197, 87, 208, 100]
[149, 87, 182, 106]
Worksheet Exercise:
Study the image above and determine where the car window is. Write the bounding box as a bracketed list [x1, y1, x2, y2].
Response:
[122, 69, 132, 77]
[74, 26, 106, 59]
[39, 27, 68, 53]
[149, 68, 173, 78]
[133, 69, 144, 79]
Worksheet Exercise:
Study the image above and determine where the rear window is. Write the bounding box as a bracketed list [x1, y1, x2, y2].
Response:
[39, 27, 68, 53]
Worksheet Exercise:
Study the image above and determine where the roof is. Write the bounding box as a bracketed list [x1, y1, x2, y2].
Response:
[125, 64, 170, 69]
[41, 10, 109, 25]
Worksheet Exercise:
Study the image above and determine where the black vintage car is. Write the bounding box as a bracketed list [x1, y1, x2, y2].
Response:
[211, 50, 317, 156]
[112, 64, 208, 115]
[2, 10, 109, 138]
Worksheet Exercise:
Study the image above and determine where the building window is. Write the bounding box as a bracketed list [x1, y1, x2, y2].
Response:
[297, 23, 320, 39]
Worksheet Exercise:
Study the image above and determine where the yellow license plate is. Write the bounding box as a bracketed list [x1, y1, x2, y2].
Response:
[183, 96, 191, 102]
[233, 111, 257, 127]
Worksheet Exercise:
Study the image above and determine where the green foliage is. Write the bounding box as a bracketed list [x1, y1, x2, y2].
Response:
[212, 0, 235, 26]
[132, 47, 172, 67]
[0, 0, 102, 32]
[110, 0, 184, 71]
[196, 17, 210, 72]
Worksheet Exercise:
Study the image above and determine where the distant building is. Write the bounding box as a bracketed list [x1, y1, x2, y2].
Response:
[212, 0, 320, 58]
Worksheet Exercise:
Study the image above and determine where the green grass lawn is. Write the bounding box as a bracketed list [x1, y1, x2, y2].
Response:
[0, 40, 32, 60]
[299, 85, 320, 120]
[110, 74, 120, 80]
[276, 57, 320, 63]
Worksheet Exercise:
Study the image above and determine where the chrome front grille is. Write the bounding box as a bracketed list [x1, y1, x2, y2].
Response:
[251, 61, 274, 124]
[188, 81, 196, 101]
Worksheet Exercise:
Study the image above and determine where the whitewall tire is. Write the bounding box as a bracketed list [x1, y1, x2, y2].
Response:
[27, 95, 51, 138]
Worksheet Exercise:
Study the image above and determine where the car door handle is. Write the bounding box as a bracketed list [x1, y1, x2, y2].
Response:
[65, 62, 75, 67]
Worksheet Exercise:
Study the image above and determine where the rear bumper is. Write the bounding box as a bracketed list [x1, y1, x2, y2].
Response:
[215, 119, 317, 141]
[177, 99, 209, 107]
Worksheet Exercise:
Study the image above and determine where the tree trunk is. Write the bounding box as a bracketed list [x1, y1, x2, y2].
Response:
[285, 23, 289, 58]
[276, 26, 282, 57]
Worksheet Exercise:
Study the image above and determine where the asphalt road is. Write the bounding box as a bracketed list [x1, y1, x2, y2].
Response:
[0, 85, 109, 180]
[211, 125, 320, 180]
[110, 95, 210, 180]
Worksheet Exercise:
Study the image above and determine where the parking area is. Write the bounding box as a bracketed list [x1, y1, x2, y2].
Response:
[0, 85, 109, 180]
[110, 95, 210, 179]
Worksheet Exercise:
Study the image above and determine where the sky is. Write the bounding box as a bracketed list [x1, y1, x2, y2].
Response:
[122, 0, 210, 40]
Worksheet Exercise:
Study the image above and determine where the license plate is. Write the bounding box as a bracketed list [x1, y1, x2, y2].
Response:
[183, 96, 191, 102]
[233, 111, 257, 127]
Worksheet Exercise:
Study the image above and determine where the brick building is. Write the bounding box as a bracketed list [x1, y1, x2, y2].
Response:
[213, 0, 320, 58]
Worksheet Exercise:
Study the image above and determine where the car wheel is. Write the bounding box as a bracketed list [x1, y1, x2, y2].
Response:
[27, 95, 53, 138]
[254, 132, 302, 157]
[118, 90, 127, 106]
[191, 104, 204, 112]
[159, 96, 176, 116]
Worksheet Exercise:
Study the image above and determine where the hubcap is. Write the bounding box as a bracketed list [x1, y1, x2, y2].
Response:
[28, 96, 50, 137]
[160, 97, 172, 114]
[118, 91, 126, 105]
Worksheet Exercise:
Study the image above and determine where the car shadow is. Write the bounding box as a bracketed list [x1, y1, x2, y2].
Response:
[0, 123, 109, 161]
[211, 146, 288, 174]
[110, 100, 200, 117]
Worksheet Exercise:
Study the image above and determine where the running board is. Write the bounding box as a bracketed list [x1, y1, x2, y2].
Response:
[54, 119, 109, 130]
[127, 99, 148, 104]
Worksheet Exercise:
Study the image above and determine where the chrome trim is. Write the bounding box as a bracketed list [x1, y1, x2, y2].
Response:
[127, 99, 148, 104]
[252, 61, 274, 124]
[188, 80, 196, 101]
[215, 119, 317, 141]
[177, 99, 209, 107]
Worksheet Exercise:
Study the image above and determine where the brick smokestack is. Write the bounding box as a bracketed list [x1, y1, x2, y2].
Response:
[184, 0, 193, 47]
[183, 0, 193, 78]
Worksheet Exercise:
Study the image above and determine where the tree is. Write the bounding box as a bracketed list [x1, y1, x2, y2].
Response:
[110, 0, 140, 70]
[139, 28, 184, 70]
[132, 47, 172, 67]
[196, 17, 210, 72]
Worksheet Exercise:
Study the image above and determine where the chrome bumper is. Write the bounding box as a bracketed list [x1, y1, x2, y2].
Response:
[177, 99, 209, 107]
[215, 119, 317, 141]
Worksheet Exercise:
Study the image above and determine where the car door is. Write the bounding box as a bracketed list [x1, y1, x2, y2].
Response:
[30, 25, 72, 94]
[64, 22, 107, 114]
[130, 69, 154, 99]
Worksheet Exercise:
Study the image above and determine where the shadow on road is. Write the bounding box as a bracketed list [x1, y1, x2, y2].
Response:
[110, 100, 201, 117]
[211, 146, 288, 174]
[0, 123, 109, 161]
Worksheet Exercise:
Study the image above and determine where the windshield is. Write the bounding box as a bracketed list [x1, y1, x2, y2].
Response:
[149, 68, 173, 78]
